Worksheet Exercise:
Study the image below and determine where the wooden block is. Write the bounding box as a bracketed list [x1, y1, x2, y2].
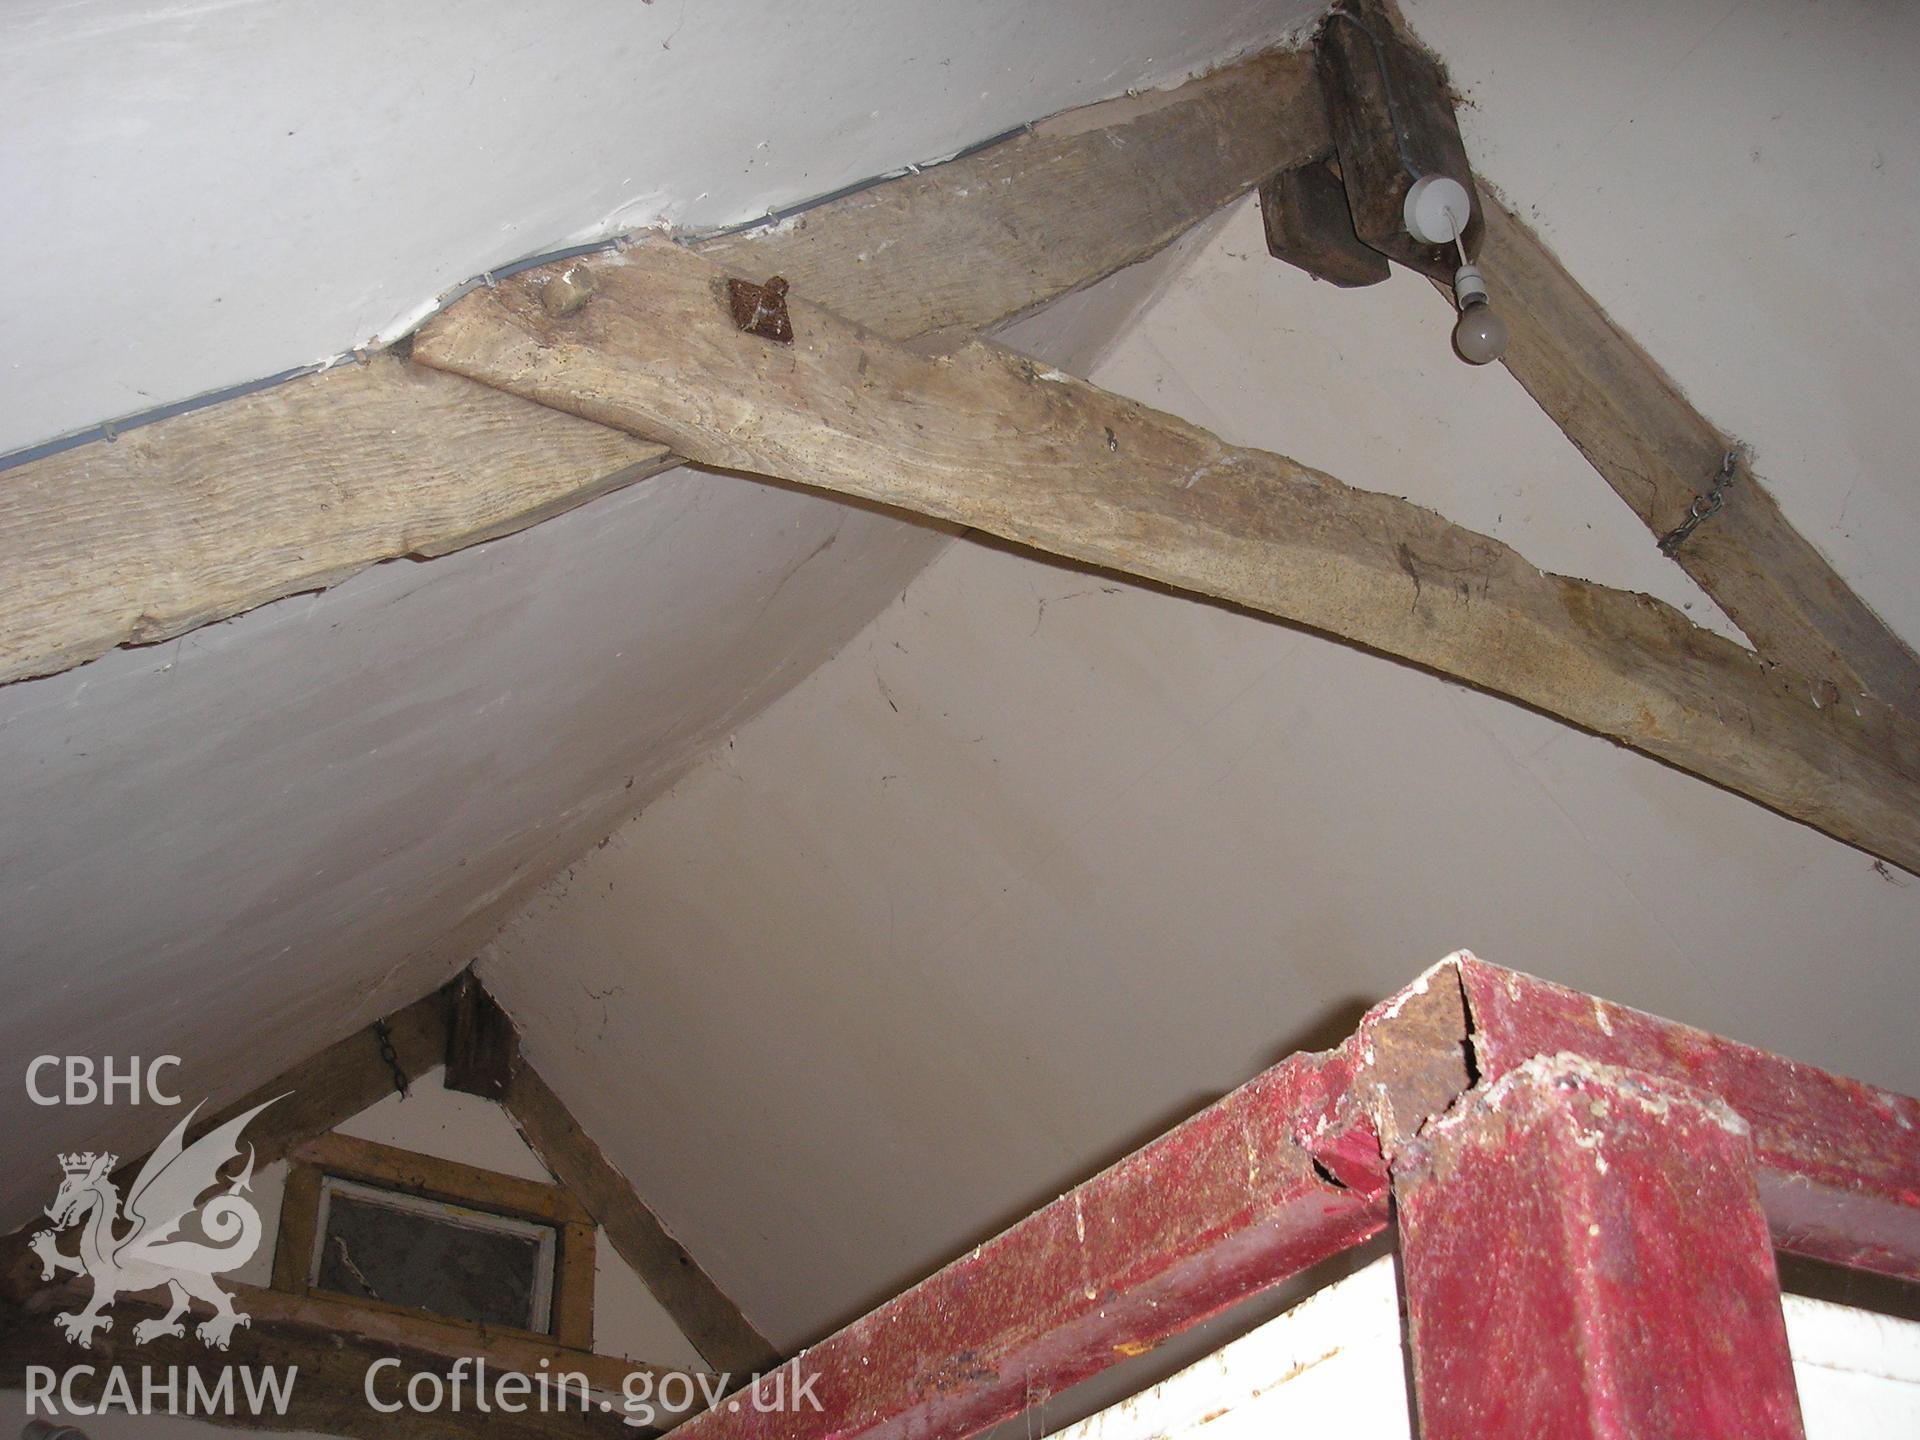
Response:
[1316, 0, 1479, 280]
[1259, 157, 1390, 288]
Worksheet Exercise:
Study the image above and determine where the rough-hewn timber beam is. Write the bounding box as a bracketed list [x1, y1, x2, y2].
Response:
[694, 50, 1325, 342]
[0, 1273, 670, 1440]
[204, 988, 451, 1169]
[450, 971, 782, 1375]
[0, 991, 439, 1273]
[0, 50, 1321, 688]
[445, 965, 522, 1100]
[1, 990, 449, 1256]
[1473, 192, 1920, 721]
[502, 1062, 779, 1375]
[2, 1272, 693, 1404]
[1304, 0, 1919, 724]
[0, 980, 723, 1432]
[413, 238, 1920, 874]
[0, 360, 675, 687]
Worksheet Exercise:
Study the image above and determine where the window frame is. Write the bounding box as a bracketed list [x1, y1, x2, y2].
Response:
[272, 1130, 596, 1350]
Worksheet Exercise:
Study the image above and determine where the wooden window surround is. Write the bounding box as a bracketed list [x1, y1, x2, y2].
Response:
[272, 1130, 597, 1352]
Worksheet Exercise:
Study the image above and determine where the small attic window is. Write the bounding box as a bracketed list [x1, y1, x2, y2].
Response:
[272, 1132, 597, 1349]
[312, 1176, 556, 1332]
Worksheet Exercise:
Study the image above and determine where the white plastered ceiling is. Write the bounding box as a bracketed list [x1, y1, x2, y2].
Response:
[0, 0, 1320, 1231]
[476, 0, 1920, 1359]
[0, 0, 1302, 456]
[2, 0, 1918, 1393]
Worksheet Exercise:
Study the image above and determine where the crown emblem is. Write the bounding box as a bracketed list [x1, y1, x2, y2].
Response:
[36, 1095, 281, 1353]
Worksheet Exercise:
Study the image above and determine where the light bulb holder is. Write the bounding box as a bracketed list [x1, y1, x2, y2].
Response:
[1452, 262, 1490, 309]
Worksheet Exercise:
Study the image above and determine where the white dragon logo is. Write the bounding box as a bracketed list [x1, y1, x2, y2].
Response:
[29, 1098, 279, 1350]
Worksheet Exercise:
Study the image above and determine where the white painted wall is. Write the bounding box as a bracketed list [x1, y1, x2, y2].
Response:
[1051, 1256, 1920, 1440]
[479, 0, 1920, 1358]
[242, 1065, 707, 1371]
[5, 1066, 703, 1438]
[0, 0, 1319, 456]
[7, 0, 1920, 1420]
[480, 503, 1920, 1352]
[0, 461, 937, 1234]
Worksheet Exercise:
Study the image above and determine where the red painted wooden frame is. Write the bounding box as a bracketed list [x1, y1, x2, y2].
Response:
[673, 954, 1919, 1440]
[1396, 1055, 1805, 1439]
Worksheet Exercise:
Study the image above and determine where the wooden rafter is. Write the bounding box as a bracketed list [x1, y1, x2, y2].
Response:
[0, 49, 1320, 688]
[0, 1272, 668, 1440]
[412, 238, 1920, 874]
[1272, 0, 1920, 723]
[1471, 192, 1920, 720]
[446, 965, 522, 1099]
[0, 360, 674, 687]
[442, 970, 779, 1374]
[693, 50, 1324, 341]
[0, 994, 448, 1316]
[500, 1060, 778, 1375]
[0, 26, 1908, 858]
[144, 989, 450, 1180]
[0, 978, 744, 1435]
[4, 1272, 688, 1406]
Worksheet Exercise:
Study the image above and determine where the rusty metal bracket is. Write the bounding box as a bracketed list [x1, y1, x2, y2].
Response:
[726, 274, 793, 344]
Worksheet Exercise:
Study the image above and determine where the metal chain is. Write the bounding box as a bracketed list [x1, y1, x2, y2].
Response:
[372, 1019, 411, 1099]
[1659, 450, 1741, 556]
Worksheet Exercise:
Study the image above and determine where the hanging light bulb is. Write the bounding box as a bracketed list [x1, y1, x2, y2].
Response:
[1450, 262, 1509, 365]
[1403, 175, 1509, 365]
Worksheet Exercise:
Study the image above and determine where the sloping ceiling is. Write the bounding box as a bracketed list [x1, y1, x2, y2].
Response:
[1408, 0, 1920, 641]
[475, 0, 1920, 1369]
[0, 464, 934, 1226]
[2, 0, 1306, 457]
[5, 0, 1919, 1412]
[0, 0, 1324, 1232]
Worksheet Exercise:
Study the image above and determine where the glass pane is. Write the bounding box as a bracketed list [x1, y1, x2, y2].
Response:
[316, 1188, 553, 1332]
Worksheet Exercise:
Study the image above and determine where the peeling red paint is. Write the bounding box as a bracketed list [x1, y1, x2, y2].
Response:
[660, 956, 1918, 1440]
[1455, 955, 1920, 1280]
[1396, 1055, 1806, 1440]
[670, 1049, 1381, 1440]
